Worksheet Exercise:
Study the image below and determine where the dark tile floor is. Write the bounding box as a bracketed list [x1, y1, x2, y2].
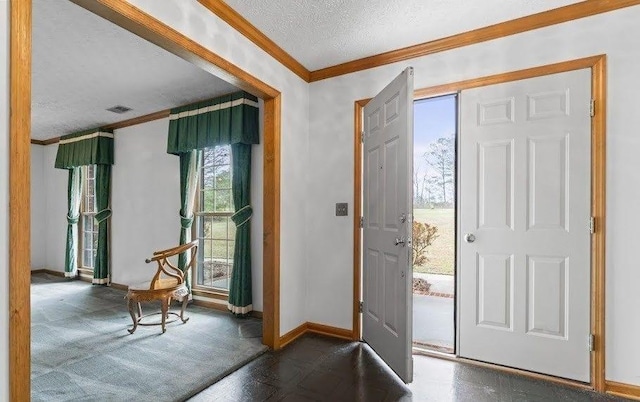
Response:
[190, 334, 628, 402]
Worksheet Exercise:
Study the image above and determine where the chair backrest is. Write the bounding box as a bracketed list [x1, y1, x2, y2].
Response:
[145, 240, 198, 290]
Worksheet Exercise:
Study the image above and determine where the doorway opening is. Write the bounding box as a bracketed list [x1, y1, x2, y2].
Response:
[412, 94, 457, 354]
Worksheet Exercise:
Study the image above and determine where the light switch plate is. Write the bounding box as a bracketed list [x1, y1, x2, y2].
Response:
[335, 203, 348, 216]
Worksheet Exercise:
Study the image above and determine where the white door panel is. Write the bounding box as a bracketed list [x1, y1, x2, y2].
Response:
[363, 67, 414, 383]
[459, 69, 591, 382]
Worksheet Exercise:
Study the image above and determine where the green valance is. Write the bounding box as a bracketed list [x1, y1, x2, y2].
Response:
[167, 91, 259, 155]
[54, 128, 114, 169]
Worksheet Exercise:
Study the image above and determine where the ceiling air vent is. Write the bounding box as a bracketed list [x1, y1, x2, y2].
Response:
[106, 105, 132, 114]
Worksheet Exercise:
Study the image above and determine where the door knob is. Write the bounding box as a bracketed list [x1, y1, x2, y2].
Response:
[394, 237, 406, 246]
[464, 233, 476, 243]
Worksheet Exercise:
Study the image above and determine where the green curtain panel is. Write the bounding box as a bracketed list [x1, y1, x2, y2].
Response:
[229, 143, 253, 315]
[55, 129, 114, 168]
[167, 91, 260, 154]
[178, 150, 201, 291]
[93, 165, 112, 284]
[64, 168, 82, 278]
[56, 128, 114, 283]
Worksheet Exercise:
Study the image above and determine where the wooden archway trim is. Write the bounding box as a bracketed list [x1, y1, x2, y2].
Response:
[9, 1, 283, 399]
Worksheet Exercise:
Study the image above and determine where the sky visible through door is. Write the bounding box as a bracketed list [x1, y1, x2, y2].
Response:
[413, 94, 456, 353]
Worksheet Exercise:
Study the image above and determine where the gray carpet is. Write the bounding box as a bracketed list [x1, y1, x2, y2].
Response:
[31, 273, 267, 402]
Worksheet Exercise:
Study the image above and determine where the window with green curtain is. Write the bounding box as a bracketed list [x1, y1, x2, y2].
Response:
[167, 91, 259, 315]
[55, 129, 113, 284]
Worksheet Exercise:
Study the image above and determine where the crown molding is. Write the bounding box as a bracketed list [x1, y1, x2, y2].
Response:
[310, 0, 640, 81]
[198, 1, 640, 82]
[197, 0, 311, 82]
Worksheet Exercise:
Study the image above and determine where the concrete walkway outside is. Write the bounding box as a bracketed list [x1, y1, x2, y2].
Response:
[413, 272, 454, 352]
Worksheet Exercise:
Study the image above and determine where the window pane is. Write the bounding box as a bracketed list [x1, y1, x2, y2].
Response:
[215, 190, 232, 213]
[92, 230, 98, 250]
[203, 216, 212, 239]
[83, 251, 92, 268]
[201, 238, 211, 260]
[202, 158, 214, 190]
[84, 217, 92, 232]
[84, 233, 92, 249]
[202, 190, 214, 212]
[214, 165, 231, 190]
[213, 146, 230, 166]
[228, 218, 236, 240]
[210, 216, 227, 239]
[211, 240, 226, 260]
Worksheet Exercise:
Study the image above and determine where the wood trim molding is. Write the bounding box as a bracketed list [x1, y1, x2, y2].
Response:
[591, 55, 607, 393]
[311, 1, 639, 82]
[102, 109, 169, 131]
[279, 322, 308, 349]
[352, 99, 368, 342]
[306, 322, 354, 341]
[109, 282, 129, 291]
[30, 269, 65, 278]
[263, 94, 281, 349]
[353, 55, 607, 391]
[30, 107, 170, 146]
[197, 0, 310, 82]
[9, 0, 32, 398]
[414, 55, 606, 100]
[70, 0, 279, 100]
[606, 381, 640, 400]
[279, 321, 354, 349]
[12, 1, 282, 395]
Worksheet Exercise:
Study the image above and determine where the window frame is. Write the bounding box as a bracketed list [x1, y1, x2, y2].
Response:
[78, 165, 98, 274]
[192, 146, 236, 295]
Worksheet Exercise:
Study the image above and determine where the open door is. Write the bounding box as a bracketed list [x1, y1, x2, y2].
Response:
[362, 67, 414, 383]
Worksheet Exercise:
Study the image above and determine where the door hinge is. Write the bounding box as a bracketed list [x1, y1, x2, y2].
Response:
[361, 130, 365, 143]
[360, 216, 364, 228]
[589, 334, 595, 352]
[590, 217, 595, 234]
[359, 301, 363, 313]
[590, 99, 595, 117]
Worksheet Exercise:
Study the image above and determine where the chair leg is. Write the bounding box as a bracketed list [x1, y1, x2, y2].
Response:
[127, 298, 138, 334]
[180, 296, 190, 323]
[161, 298, 169, 334]
[137, 302, 142, 318]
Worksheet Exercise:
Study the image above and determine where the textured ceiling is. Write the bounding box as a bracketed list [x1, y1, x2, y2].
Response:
[223, 0, 584, 71]
[32, 0, 239, 140]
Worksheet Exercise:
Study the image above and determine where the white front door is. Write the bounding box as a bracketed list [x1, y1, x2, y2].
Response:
[362, 67, 414, 383]
[458, 69, 592, 381]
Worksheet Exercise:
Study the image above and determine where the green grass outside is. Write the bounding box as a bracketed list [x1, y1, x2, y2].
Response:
[413, 208, 454, 275]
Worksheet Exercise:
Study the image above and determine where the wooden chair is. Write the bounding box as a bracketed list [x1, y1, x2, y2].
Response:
[126, 240, 198, 334]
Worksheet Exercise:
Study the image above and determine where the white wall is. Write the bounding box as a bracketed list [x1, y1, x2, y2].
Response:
[110, 118, 181, 285]
[0, 0, 9, 398]
[307, 7, 640, 386]
[124, 0, 310, 335]
[31, 144, 46, 269]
